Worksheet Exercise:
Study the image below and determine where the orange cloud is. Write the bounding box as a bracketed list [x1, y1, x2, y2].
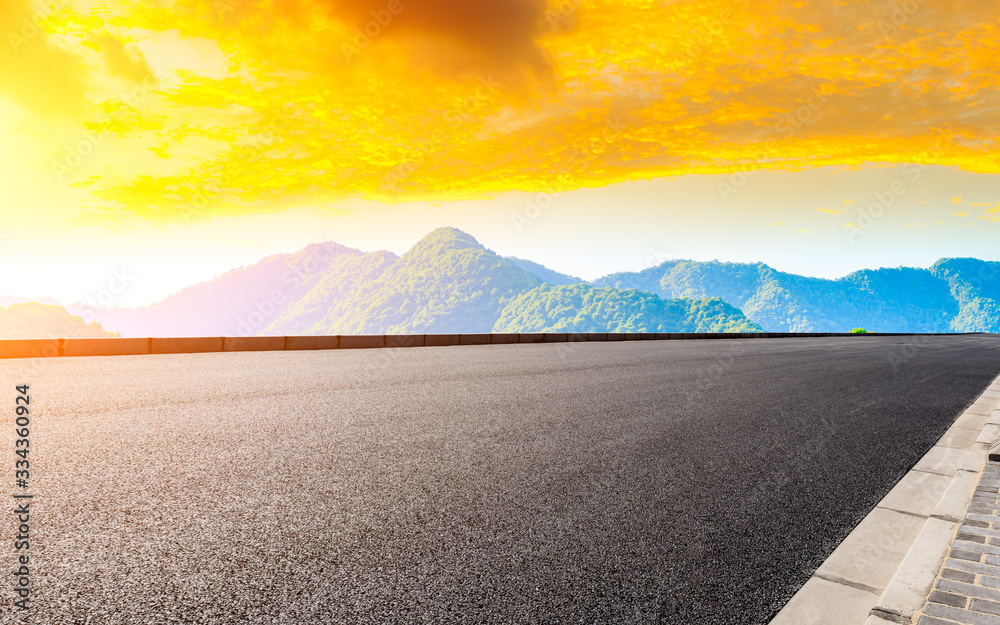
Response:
[7, 0, 1000, 222]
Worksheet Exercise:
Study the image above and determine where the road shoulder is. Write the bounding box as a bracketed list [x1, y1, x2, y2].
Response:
[770, 376, 1000, 625]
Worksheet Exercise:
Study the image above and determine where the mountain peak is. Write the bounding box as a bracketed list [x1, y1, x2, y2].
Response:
[412, 227, 484, 251]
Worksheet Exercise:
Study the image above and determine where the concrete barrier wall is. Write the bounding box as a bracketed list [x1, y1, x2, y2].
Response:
[224, 337, 286, 352]
[152, 337, 224, 354]
[426, 335, 461, 347]
[0, 332, 985, 359]
[62, 338, 150, 357]
[0, 339, 61, 359]
[340, 335, 385, 349]
[387, 335, 424, 348]
[286, 336, 340, 351]
[459, 334, 492, 346]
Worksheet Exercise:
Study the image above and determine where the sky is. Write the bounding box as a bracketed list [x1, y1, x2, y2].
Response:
[1, 0, 999, 306]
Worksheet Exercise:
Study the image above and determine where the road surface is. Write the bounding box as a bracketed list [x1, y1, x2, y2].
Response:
[4, 336, 1000, 624]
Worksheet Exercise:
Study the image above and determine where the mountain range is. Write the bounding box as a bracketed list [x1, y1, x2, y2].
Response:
[595, 257, 1000, 333]
[3, 227, 998, 338]
[0, 303, 118, 339]
[71, 228, 761, 337]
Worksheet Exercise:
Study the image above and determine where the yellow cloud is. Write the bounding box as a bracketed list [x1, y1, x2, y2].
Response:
[816, 208, 846, 215]
[795, 228, 814, 234]
[952, 196, 964, 204]
[952, 211, 970, 217]
[0, 0, 87, 118]
[6, 0, 1000, 223]
[842, 199, 854, 206]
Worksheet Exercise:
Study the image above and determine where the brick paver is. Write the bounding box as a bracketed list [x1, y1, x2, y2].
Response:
[917, 462, 1000, 624]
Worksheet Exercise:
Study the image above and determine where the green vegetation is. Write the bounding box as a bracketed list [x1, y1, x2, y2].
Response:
[83, 228, 1000, 337]
[300, 228, 543, 334]
[596, 259, 996, 333]
[504, 257, 583, 285]
[493, 284, 763, 333]
[0, 303, 118, 338]
[850, 328, 868, 334]
[930, 258, 1000, 333]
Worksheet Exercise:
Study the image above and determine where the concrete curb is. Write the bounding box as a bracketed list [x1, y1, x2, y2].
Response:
[0, 332, 987, 360]
[769, 375, 1000, 625]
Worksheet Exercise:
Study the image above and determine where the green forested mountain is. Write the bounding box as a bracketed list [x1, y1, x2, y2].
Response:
[493, 284, 763, 333]
[299, 228, 544, 334]
[77, 228, 1000, 336]
[0, 303, 118, 338]
[931, 258, 1000, 332]
[83, 228, 761, 336]
[504, 257, 583, 285]
[595, 259, 996, 333]
[262, 250, 399, 335]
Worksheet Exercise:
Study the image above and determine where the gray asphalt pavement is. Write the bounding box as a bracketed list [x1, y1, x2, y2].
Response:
[3, 336, 1000, 624]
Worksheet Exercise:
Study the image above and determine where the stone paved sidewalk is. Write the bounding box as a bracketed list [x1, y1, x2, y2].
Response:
[914, 461, 1000, 624]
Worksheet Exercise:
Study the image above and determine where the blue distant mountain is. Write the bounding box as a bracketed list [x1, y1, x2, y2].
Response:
[66, 228, 1000, 336]
[595, 257, 1000, 333]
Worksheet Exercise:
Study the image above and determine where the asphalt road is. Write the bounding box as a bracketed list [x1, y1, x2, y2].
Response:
[3, 336, 1000, 624]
